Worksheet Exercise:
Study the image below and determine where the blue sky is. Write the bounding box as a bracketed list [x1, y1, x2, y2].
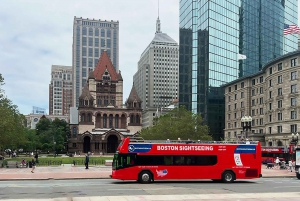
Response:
[0, 0, 179, 115]
[0, 1, 299, 115]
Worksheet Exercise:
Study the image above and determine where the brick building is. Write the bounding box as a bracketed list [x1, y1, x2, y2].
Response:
[68, 51, 142, 154]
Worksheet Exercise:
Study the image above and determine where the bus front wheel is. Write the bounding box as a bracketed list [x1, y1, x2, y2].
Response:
[222, 171, 235, 183]
[138, 171, 152, 184]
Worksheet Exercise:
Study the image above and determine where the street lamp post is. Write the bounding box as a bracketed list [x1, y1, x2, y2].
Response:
[241, 116, 252, 140]
[291, 133, 299, 160]
[292, 133, 299, 145]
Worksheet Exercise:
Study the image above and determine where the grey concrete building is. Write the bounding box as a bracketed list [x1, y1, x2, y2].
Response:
[72, 17, 119, 107]
[49, 65, 73, 115]
[133, 17, 179, 127]
[223, 50, 300, 147]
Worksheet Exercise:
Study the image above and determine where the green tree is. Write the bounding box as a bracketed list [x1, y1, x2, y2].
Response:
[35, 118, 69, 153]
[140, 106, 212, 141]
[0, 74, 27, 151]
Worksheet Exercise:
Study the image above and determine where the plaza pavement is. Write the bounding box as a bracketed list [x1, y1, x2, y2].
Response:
[0, 164, 296, 180]
[0, 164, 298, 200]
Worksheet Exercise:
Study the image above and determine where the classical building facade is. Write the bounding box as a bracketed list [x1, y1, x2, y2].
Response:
[25, 114, 69, 129]
[68, 51, 142, 154]
[223, 50, 300, 147]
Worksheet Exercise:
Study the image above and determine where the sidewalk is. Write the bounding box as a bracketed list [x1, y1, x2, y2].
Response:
[0, 164, 296, 180]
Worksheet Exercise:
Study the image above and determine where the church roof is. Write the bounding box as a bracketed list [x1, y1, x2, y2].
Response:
[126, 84, 141, 103]
[79, 83, 93, 99]
[93, 51, 119, 81]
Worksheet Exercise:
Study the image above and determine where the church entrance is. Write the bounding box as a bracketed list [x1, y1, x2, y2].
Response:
[107, 135, 118, 153]
[83, 136, 91, 153]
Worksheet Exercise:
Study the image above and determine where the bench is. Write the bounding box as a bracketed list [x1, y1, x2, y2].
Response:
[6, 161, 27, 168]
[105, 160, 113, 166]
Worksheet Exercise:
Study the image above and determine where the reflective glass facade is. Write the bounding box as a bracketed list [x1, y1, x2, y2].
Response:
[179, 0, 298, 140]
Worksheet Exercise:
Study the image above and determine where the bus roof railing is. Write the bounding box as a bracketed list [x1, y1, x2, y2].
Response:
[128, 137, 259, 145]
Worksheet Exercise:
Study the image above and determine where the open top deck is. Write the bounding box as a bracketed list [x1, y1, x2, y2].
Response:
[128, 137, 259, 145]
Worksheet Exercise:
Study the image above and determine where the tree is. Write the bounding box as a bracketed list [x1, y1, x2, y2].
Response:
[139, 106, 212, 141]
[35, 118, 69, 153]
[0, 74, 27, 151]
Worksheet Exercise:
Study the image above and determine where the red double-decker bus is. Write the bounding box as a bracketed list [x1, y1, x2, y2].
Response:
[111, 137, 262, 183]
[261, 146, 291, 164]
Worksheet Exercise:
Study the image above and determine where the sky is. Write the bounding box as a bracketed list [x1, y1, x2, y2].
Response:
[1, 1, 300, 115]
[0, 0, 179, 115]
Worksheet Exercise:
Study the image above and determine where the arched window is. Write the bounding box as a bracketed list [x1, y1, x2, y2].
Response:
[115, 115, 119, 128]
[130, 115, 134, 123]
[89, 28, 93, 35]
[101, 29, 105, 37]
[87, 113, 92, 122]
[82, 27, 87, 35]
[109, 114, 113, 128]
[95, 28, 99, 36]
[136, 115, 140, 124]
[268, 141, 272, 146]
[103, 114, 107, 128]
[73, 127, 77, 137]
[81, 113, 85, 122]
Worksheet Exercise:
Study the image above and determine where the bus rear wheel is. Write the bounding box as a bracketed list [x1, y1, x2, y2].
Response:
[138, 171, 152, 184]
[222, 171, 235, 183]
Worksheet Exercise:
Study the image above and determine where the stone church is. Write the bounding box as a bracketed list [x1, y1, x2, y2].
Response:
[68, 51, 142, 154]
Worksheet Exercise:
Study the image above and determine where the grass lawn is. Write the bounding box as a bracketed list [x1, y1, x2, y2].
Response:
[1, 155, 113, 167]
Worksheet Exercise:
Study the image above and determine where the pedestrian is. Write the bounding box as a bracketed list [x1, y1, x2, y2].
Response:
[292, 160, 296, 170]
[35, 153, 39, 164]
[275, 157, 280, 169]
[166, 139, 170, 143]
[288, 160, 293, 172]
[85, 153, 89, 169]
[31, 157, 36, 173]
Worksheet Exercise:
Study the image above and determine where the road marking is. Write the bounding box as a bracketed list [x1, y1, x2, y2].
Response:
[274, 186, 300, 188]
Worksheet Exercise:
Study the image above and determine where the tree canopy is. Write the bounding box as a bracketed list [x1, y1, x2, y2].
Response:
[0, 74, 27, 151]
[35, 118, 69, 153]
[139, 106, 212, 141]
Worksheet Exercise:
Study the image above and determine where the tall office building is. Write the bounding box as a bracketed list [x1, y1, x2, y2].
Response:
[179, 0, 298, 140]
[133, 17, 179, 126]
[72, 17, 119, 107]
[49, 65, 73, 115]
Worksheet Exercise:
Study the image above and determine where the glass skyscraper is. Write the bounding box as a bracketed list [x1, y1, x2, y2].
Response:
[179, 0, 298, 140]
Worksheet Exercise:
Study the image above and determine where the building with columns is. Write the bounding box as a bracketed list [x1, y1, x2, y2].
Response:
[68, 51, 142, 154]
[223, 50, 300, 147]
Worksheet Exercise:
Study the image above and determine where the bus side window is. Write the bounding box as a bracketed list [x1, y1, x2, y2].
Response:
[164, 156, 173, 165]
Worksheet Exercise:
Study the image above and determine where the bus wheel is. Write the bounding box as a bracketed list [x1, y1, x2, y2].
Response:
[222, 171, 235, 183]
[139, 171, 152, 184]
[296, 172, 300, 180]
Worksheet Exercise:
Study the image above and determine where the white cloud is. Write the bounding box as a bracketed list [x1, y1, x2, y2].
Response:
[0, 0, 179, 115]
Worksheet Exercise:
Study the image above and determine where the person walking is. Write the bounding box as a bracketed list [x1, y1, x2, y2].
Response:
[85, 153, 89, 169]
[288, 160, 293, 172]
[275, 157, 280, 169]
[34, 153, 39, 164]
[31, 157, 36, 173]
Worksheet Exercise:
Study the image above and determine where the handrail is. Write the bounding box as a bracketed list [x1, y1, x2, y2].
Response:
[128, 137, 259, 145]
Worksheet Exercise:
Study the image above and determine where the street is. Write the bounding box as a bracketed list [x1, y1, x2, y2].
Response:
[0, 178, 299, 199]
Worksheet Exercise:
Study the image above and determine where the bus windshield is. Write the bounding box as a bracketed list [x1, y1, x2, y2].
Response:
[112, 153, 136, 170]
